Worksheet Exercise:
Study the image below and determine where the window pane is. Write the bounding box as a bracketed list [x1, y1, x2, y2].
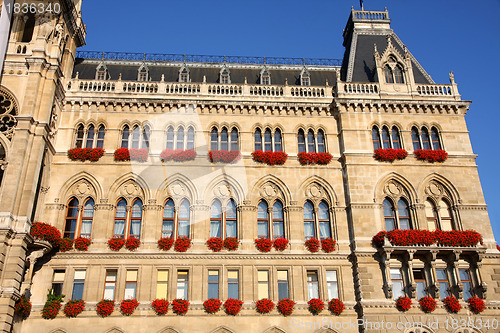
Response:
[176, 127, 184, 150]
[277, 270, 289, 300]
[298, 130, 306, 153]
[411, 127, 421, 151]
[307, 271, 319, 300]
[372, 127, 381, 150]
[421, 128, 431, 150]
[274, 129, 282, 152]
[52, 270, 65, 297]
[176, 271, 189, 300]
[390, 268, 404, 300]
[431, 127, 441, 150]
[226, 200, 237, 238]
[382, 127, 391, 149]
[254, 129, 262, 151]
[131, 126, 140, 149]
[394, 66, 404, 83]
[326, 271, 338, 300]
[104, 270, 117, 300]
[208, 270, 219, 299]
[317, 130, 325, 152]
[142, 126, 150, 150]
[220, 128, 228, 151]
[75, 125, 84, 148]
[273, 201, 284, 239]
[257, 271, 269, 299]
[124, 282, 137, 299]
[228, 271, 239, 299]
[264, 129, 272, 152]
[391, 127, 401, 149]
[130, 199, 142, 239]
[178, 200, 190, 237]
[187, 127, 195, 150]
[230, 128, 239, 151]
[166, 127, 175, 149]
[64, 198, 79, 239]
[156, 270, 168, 299]
[86, 125, 95, 148]
[210, 128, 218, 150]
[397, 199, 411, 230]
[383, 199, 395, 231]
[307, 130, 315, 153]
[384, 66, 394, 83]
[114, 199, 127, 238]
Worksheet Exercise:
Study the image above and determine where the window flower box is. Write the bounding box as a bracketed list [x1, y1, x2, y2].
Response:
[374, 148, 408, 162]
[63, 299, 85, 318]
[419, 296, 436, 313]
[96, 299, 114, 318]
[467, 296, 485, 314]
[372, 229, 483, 248]
[14, 297, 31, 319]
[30, 222, 61, 247]
[252, 150, 288, 165]
[174, 237, 191, 252]
[172, 299, 189, 315]
[328, 299, 345, 316]
[41, 290, 64, 320]
[443, 296, 461, 313]
[114, 148, 149, 162]
[107, 237, 125, 251]
[67, 147, 105, 162]
[224, 298, 243, 316]
[298, 152, 333, 165]
[277, 298, 295, 316]
[74, 237, 91, 251]
[151, 299, 169, 315]
[305, 238, 320, 252]
[125, 237, 140, 251]
[254, 238, 273, 252]
[414, 149, 448, 162]
[223, 237, 239, 251]
[321, 238, 336, 253]
[206, 237, 223, 252]
[120, 299, 139, 316]
[272, 238, 289, 251]
[209, 150, 241, 163]
[157, 237, 174, 251]
[58, 238, 74, 252]
[395, 296, 412, 312]
[307, 298, 325, 315]
[160, 149, 197, 162]
[255, 299, 275, 314]
[203, 298, 222, 314]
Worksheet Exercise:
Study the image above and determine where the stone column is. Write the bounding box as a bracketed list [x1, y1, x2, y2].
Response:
[238, 200, 256, 251]
[285, 202, 302, 250]
[142, 201, 162, 244]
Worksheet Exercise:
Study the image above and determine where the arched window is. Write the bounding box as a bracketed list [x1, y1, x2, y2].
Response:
[179, 67, 189, 82]
[384, 66, 394, 83]
[220, 68, 230, 84]
[210, 127, 218, 151]
[372, 126, 381, 150]
[138, 66, 148, 81]
[96, 126, 105, 149]
[381, 126, 391, 149]
[257, 201, 269, 238]
[391, 127, 401, 149]
[131, 126, 141, 149]
[254, 128, 262, 151]
[142, 126, 150, 150]
[383, 197, 412, 230]
[85, 125, 95, 148]
[272, 201, 285, 239]
[307, 130, 316, 153]
[130, 199, 143, 239]
[421, 127, 431, 150]
[261, 69, 271, 85]
[394, 66, 404, 83]
[176, 127, 185, 150]
[162, 199, 175, 238]
[166, 126, 175, 149]
[64, 198, 79, 239]
[439, 199, 453, 231]
[121, 125, 130, 148]
[210, 199, 238, 239]
[301, 69, 311, 86]
[75, 124, 105, 149]
[304, 201, 332, 240]
[425, 200, 438, 231]
[21, 13, 35, 43]
[178, 199, 190, 237]
[318, 201, 332, 239]
[226, 199, 238, 238]
[303, 201, 315, 240]
[187, 127, 195, 150]
[411, 127, 421, 151]
[75, 124, 84, 148]
[264, 129, 272, 152]
[80, 198, 94, 238]
[383, 199, 396, 231]
[431, 127, 441, 150]
[298, 129, 306, 153]
[96, 65, 107, 80]
[230, 128, 239, 151]
[210, 200, 222, 238]
[397, 199, 411, 230]
[220, 128, 228, 151]
[113, 199, 127, 238]
[317, 130, 325, 153]
[274, 129, 282, 152]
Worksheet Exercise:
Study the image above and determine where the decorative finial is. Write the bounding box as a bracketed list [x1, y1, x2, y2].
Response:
[360, 0, 364, 11]
[449, 71, 455, 83]
[325, 79, 329, 86]
[118, 73, 122, 81]
[161, 74, 165, 82]
[285, 78, 288, 85]
[244, 76, 247, 84]
[203, 75, 206, 83]
[75, 72, 79, 79]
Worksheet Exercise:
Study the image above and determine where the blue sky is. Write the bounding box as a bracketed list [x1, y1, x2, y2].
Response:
[79, 0, 500, 242]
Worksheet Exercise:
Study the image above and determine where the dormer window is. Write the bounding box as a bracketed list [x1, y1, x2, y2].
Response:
[384, 66, 394, 83]
[394, 66, 404, 83]
[179, 66, 190, 83]
[384, 56, 404, 84]
[300, 67, 311, 86]
[260, 68, 271, 85]
[95, 63, 108, 80]
[138, 64, 149, 82]
[220, 67, 230, 84]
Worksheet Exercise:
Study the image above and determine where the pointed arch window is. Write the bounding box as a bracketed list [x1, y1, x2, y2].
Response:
[303, 201, 332, 240]
[220, 128, 229, 151]
[85, 125, 95, 148]
[272, 201, 285, 239]
[384, 66, 394, 83]
[303, 201, 315, 240]
[210, 200, 222, 238]
[142, 126, 150, 150]
[131, 126, 141, 149]
[162, 199, 175, 238]
[220, 68, 230, 84]
[439, 200, 453, 231]
[225, 199, 238, 238]
[381, 126, 391, 149]
[209, 199, 238, 239]
[427, 199, 454, 231]
[96, 65, 108, 80]
[113, 199, 127, 239]
[254, 128, 262, 151]
[421, 127, 431, 150]
[64, 197, 95, 239]
[130, 199, 143, 238]
[254, 127, 282, 152]
[20, 13, 35, 43]
[121, 125, 150, 149]
[317, 130, 325, 153]
[230, 128, 239, 151]
[121, 125, 130, 148]
[113, 198, 143, 239]
[383, 197, 412, 231]
[397, 199, 411, 230]
[96, 126, 105, 148]
[187, 127, 195, 150]
[318, 201, 332, 239]
[391, 127, 401, 149]
[264, 129, 272, 151]
[178, 199, 191, 237]
[75, 125, 85, 148]
[210, 127, 218, 151]
[431, 127, 442, 150]
[411, 127, 421, 150]
[179, 67, 189, 82]
[261, 70, 271, 85]
[383, 199, 396, 231]
[211, 127, 239, 151]
[161, 199, 191, 239]
[166, 126, 175, 149]
[307, 130, 316, 153]
[257, 201, 269, 238]
[394, 66, 404, 83]
[138, 66, 148, 81]
[298, 129, 306, 153]
[274, 129, 282, 152]
[425, 200, 438, 231]
[80, 198, 95, 238]
[300, 129, 327, 153]
[372, 126, 381, 150]
[64, 198, 79, 239]
[301, 70, 311, 86]
[74, 124, 105, 149]
[176, 127, 185, 150]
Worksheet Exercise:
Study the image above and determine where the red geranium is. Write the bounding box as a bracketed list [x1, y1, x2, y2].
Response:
[307, 298, 325, 315]
[414, 149, 448, 162]
[129, 148, 149, 162]
[374, 148, 408, 162]
[58, 238, 74, 252]
[255, 299, 275, 314]
[114, 147, 130, 161]
[14, 297, 31, 318]
[209, 150, 241, 163]
[107, 237, 125, 251]
[224, 298, 243, 316]
[305, 238, 320, 252]
[273, 238, 289, 251]
[30, 222, 61, 247]
[298, 152, 333, 165]
[467, 296, 485, 314]
[174, 237, 192, 252]
[161, 149, 197, 162]
[497, 244, 500, 252]
[443, 296, 461, 313]
[42, 300, 61, 320]
[372, 229, 483, 247]
[67, 147, 85, 161]
[328, 299, 345, 316]
[395, 296, 412, 312]
[419, 296, 437, 313]
[74, 237, 91, 251]
[158, 237, 174, 251]
[151, 299, 169, 315]
[277, 298, 295, 316]
[254, 238, 273, 252]
[315, 152, 333, 165]
[125, 237, 140, 251]
[68, 147, 105, 162]
[206, 237, 224, 252]
[223, 237, 239, 251]
[252, 150, 288, 165]
[203, 298, 222, 314]
[171, 299, 189, 315]
[96, 299, 114, 317]
[321, 238, 336, 253]
[63, 299, 85, 318]
[120, 299, 139, 316]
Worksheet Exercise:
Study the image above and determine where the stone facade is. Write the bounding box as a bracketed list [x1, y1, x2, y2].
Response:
[0, 2, 498, 333]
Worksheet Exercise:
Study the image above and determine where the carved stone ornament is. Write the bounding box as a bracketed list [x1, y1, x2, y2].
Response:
[308, 184, 322, 198]
[425, 181, 444, 198]
[0, 88, 18, 140]
[259, 182, 281, 201]
[383, 180, 403, 199]
[213, 183, 231, 199]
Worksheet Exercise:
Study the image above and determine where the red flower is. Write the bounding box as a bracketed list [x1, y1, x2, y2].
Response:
[372, 229, 483, 247]
[74, 237, 91, 251]
[254, 238, 273, 252]
[467, 296, 485, 314]
[273, 238, 289, 251]
[151, 299, 169, 315]
[120, 299, 139, 316]
[14, 297, 31, 319]
[315, 152, 333, 165]
[419, 296, 437, 313]
[67, 147, 85, 161]
[395, 296, 412, 312]
[307, 298, 325, 315]
[321, 238, 336, 253]
[161, 149, 197, 162]
[114, 147, 130, 161]
[58, 237, 74, 252]
[252, 150, 288, 165]
[158, 237, 174, 251]
[69, 147, 105, 162]
[125, 237, 140, 251]
[206, 237, 224, 252]
[129, 148, 149, 162]
[30, 222, 61, 247]
[374, 148, 408, 162]
[171, 299, 189, 315]
[174, 237, 192, 252]
[255, 299, 275, 314]
[203, 298, 222, 314]
[107, 237, 125, 251]
[277, 298, 295, 316]
[223, 237, 240, 251]
[298, 152, 333, 165]
[305, 238, 320, 252]
[497, 244, 500, 252]
[63, 299, 85, 318]
[42, 300, 61, 320]
[443, 296, 461, 313]
[96, 299, 114, 317]
[328, 299, 345, 316]
[224, 298, 243, 316]
[414, 149, 448, 162]
[209, 150, 241, 163]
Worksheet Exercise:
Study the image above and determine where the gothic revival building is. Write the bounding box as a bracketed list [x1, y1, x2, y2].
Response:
[0, 2, 498, 333]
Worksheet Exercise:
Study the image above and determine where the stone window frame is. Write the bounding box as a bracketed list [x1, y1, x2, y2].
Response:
[371, 124, 402, 150]
[254, 126, 283, 152]
[219, 66, 231, 84]
[300, 67, 311, 86]
[63, 196, 95, 239]
[411, 125, 443, 151]
[74, 123, 106, 149]
[297, 127, 328, 153]
[209, 198, 238, 240]
[120, 123, 151, 150]
[113, 197, 144, 239]
[209, 125, 239, 151]
[302, 199, 333, 241]
[257, 199, 286, 240]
